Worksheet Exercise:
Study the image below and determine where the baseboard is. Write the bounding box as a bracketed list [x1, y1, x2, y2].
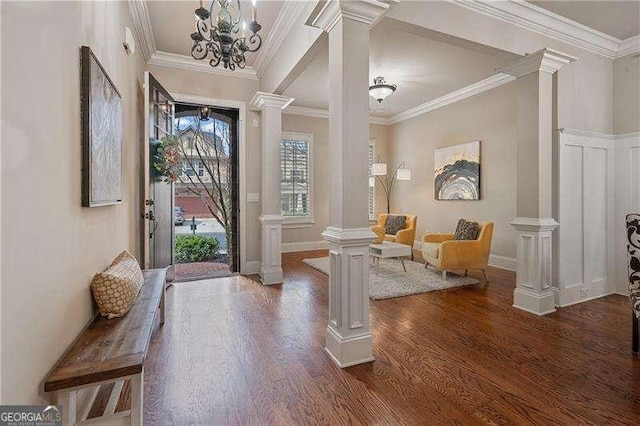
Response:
[282, 240, 328, 253]
[241, 260, 260, 275]
[489, 255, 517, 271]
[413, 240, 516, 272]
[554, 280, 613, 307]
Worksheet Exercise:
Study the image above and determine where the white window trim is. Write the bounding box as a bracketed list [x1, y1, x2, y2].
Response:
[281, 131, 314, 227]
[368, 139, 376, 222]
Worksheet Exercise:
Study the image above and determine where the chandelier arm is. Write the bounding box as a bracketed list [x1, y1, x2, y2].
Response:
[191, 42, 209, 60]
[207, 0, 216, 28]
[244, 33, 262, 52]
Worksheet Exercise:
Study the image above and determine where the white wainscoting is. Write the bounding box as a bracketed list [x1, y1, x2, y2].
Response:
[614, 133, 640, 295]
[557, 129, 616, 306]
[282, 240, 329, 253]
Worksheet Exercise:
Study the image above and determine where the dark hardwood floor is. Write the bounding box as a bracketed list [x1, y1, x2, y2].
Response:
[138, 250, 638, 425]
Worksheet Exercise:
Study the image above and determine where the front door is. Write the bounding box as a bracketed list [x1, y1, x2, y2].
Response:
[142, 72, 175, 270]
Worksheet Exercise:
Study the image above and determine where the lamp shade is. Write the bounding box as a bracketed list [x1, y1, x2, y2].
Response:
[397, 168, 411, 180]
[371, 163, 387, 176]
[369, 177, 375, 187]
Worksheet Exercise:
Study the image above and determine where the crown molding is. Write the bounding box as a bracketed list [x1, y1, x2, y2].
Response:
[253, 1, 310, 78]
[283, 105, 392, 125]
[388, 72, 515, 125]
[148, 51, 258, 80]
[307, 0, 390, 32]
[500, 48, 577, 77]
[127, 0, 156, 62]
[617, 35, 640, 59]
[448, 0, 637, 60]
[250, 92, 294, 110]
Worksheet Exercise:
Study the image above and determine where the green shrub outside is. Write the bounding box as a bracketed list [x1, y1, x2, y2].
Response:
[175, 234, 220, 263]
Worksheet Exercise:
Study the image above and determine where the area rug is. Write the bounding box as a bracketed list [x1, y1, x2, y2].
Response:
[302, 257, 479, 300]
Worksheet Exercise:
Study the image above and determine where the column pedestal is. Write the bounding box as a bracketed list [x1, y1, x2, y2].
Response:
[259, 214, 284, 285]
[322, 227, 376, 367]
[511, 218, 558, 315]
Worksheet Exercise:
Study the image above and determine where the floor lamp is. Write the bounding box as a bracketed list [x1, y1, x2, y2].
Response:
[370, 158, 412, 214]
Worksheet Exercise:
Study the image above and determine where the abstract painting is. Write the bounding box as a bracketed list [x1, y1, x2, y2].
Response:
[434, 141, 480, 200]
[81, 46, 123, 207]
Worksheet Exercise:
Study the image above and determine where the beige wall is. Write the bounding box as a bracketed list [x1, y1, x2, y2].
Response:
[145, 65, 262, 262]
[388, 1, 614, 134]
[613, 54, 640, 135]
[1, 1, 146, 403]
[280, 115, 388, 244]
[388, 82, 518, 260]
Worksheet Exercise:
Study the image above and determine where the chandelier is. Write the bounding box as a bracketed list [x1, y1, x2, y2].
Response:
[190, 0, 262, 70]
[369, 76, 397, 104]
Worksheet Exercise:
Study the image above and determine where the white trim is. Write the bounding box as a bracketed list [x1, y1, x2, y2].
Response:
[282, 240, 329, 253]
[243, 260, 261, 275]
[389, 73, 515, 124]
[448, 0, 638, 59]
[127, 0, 156, 62]
[617, 35, 640, 59]
[170, 93, 251, 275]
[149, 51, 258, 81]
[284, 105, 329, 119]
[489, 254, 517, 272]
[253, 0, 310, 78]
[281, 131, 314, 225]
[284, 105, 392, 125]
[251, 92, 294, 110]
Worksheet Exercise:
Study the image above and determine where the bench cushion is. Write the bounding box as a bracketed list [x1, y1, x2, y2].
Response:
[45, 269, 166, 393]
[91, 251, 144, 319]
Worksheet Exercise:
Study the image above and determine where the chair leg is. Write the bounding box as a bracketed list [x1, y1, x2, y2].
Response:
[424, 260, 428, 269]
[633, 310, 639, 355]
[411, 250, 414, 261]
[464, 269, 468, 277]
[481, 269, 489, 283]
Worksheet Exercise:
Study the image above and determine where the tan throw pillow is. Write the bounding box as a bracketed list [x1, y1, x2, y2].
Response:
[91, 251, 144, 319]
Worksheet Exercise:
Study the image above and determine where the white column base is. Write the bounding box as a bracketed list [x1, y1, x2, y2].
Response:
[513, 288, 556, 316]
[325, 326, 374, 368]
[260, 214, 283, 285]
[510, 217, 559, 315]
[322, 227, 376, 368]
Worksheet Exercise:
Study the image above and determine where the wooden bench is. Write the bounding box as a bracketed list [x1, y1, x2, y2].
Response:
[44, 269, 167, 425]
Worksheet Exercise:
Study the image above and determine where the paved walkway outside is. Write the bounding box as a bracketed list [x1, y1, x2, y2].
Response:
[174, 262, 231, 282]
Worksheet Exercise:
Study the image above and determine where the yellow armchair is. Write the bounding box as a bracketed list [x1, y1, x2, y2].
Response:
[371, 214, 417, 259]
[421, 221, 493, 281]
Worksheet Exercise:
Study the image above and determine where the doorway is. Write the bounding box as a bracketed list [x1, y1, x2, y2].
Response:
[172, 103, 240, 281]
[142, 72, 240, 281]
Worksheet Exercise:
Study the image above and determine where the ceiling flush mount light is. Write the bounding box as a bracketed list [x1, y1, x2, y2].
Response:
[190, 0, 262, 70]
[369, 76, 397, 104]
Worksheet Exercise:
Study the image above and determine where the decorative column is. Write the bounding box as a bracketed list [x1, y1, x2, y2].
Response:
[308, 0, 388, 367]
[250, 92, 294, 285]
[502, 49, 576, 315]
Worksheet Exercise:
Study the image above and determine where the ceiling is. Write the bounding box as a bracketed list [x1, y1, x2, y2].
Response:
[146, 0, 285, 67]
[283, 18, 519, 118]
[530, 1, 640, 40]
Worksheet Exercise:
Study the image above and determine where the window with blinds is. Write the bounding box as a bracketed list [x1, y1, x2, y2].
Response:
[281, 133, 313, 220]
[368, 141, 375, 220]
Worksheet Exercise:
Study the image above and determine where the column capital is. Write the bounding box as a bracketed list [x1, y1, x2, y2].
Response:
[510, 217, 559, 232]
[501, 48, 577, 78]
[307, 0, 391, 32]
[250, 92, 294, 111]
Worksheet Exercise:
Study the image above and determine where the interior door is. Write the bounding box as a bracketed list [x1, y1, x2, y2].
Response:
[142, 72, 175, 270]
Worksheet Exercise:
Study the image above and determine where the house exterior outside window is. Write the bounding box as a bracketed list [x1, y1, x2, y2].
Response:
[281, 132, 313, 227]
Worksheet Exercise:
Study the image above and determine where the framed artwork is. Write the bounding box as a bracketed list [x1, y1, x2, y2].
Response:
[81, 46, 123, 207]
[434, 141, 480, 200]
